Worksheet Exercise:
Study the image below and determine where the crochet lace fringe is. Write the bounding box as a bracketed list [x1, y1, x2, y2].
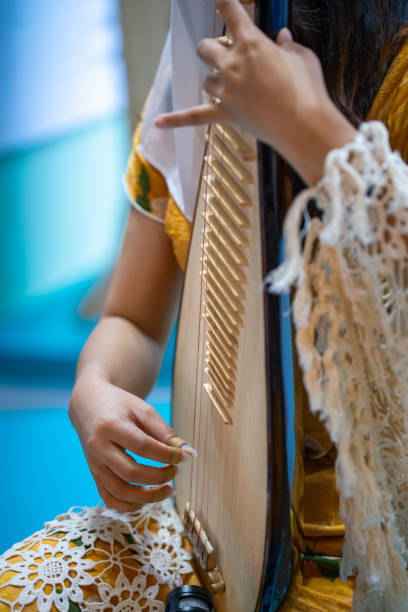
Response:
[266, 121, 408, 611]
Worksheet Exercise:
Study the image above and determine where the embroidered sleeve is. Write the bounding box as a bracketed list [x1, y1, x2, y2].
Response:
[267, 121, 408, 611]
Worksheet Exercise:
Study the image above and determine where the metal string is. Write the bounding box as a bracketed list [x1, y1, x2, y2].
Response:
[197, 6, 226, 527]
[189, 2, 220, 524]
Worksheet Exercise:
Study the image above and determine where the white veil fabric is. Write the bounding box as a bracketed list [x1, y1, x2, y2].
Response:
[137, 0, 215, 222]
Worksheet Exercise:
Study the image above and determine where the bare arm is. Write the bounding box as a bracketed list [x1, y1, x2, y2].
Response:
[69, 206, 189, 512]
[76, 205, 182, 396]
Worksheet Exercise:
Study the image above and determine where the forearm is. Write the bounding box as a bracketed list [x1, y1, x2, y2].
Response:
[72, 204, 182, 399]
[75, 315, 165, 399]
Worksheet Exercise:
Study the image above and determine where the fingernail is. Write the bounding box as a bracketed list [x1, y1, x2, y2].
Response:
[280, 27, 293, 42]
[168, 437, 198, 461]
[173, 465, 179, 475]
[154, 115, 165, 127]
[165, 487, 175, 499]
[181, 443, 198, 458]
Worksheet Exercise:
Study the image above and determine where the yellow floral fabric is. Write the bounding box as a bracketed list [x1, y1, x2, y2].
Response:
[0, 503, 201, 611]
[124, 120, 192, 269]
[124, 119, 168, 220]
[164, 200, 191, 270]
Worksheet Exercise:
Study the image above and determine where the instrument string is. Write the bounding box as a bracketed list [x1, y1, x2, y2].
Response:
[201, 132, 215, 519]
[205, 29, 229, 521]
[199, 5, 224, 522]
[205, 12, 239, 560]
[190, 129, 211, 511]
[189, 3, 219, 519]
[194, 4, 222, 520]
[189, 114, 213, 514]
[194, 133, 214, 518]
[186, 1, 258, 574]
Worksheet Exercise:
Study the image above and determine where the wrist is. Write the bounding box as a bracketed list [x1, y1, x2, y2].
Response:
[69, 367, 111, 426]
[283, 102, 357, 185]
[75, 363, 112, 388]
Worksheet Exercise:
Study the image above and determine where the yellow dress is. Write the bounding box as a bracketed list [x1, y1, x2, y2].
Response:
[1, 40, 408, 612]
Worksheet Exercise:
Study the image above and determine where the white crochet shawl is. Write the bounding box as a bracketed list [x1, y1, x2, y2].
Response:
[267, 121, 408, 611]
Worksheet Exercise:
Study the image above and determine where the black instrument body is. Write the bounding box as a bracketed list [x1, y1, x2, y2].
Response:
[256, 1, 292, 610]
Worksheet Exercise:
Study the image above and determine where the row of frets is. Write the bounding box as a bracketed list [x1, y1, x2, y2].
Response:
[201, 124, 256, 425]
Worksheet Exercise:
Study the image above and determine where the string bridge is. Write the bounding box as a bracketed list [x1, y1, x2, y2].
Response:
[183, 502, 225, 594]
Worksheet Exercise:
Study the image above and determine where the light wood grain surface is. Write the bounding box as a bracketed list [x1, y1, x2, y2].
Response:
[172, 126, 269, 612]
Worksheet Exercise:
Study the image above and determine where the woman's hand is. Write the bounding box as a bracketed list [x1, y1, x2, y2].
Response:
[155, 0, 356, 184]
[68, 208, 189, 512]
[69, 373, 189, 512]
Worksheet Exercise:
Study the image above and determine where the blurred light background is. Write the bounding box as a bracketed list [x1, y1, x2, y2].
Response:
[0, 0, 171, 552]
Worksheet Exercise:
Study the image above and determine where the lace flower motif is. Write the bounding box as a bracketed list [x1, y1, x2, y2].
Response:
[137, 528, 192, 588]
[130, 499, 185, 536]
[85, 572, 164, 612]
[1, 538, 94, 612]
[44, 505, 134, 548]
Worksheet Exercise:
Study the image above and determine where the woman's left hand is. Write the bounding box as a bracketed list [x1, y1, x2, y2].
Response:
[155, 0, 356, 184]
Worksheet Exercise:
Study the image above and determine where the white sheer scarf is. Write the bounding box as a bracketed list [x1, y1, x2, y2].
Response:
[138, 0, 215, 222]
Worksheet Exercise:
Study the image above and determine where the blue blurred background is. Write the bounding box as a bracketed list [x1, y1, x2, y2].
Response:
[0, 0, 171, 552]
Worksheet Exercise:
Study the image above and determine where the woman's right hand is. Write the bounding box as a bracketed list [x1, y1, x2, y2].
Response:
[68, 206, 186, 512]
[69, 373, 188, 512]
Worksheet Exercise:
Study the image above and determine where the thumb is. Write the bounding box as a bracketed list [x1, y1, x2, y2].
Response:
[276, 27, 293, 46]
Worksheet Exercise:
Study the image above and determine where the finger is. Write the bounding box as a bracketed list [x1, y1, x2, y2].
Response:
[93, 472, 141, 512]
[197, 37, 228, 70]
[111, 421, 185, 465]
[275, 36, 322, 78]
[155, 103, 228, 129]
[276, 36, 308, 58]
[203, 72, 225, 98]
[94, 464, 174, 505]
[216, 0, 253, 39]
[130, 398, 177, 445]
[276, 28, 293, 45]
[167, 437, 198, 462]
[105, 444, 178, 485]
[128, 402, 196, 460]
[217, 35, 234, 48]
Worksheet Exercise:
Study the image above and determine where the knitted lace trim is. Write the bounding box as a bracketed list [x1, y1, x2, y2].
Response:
[266, 121, 408, 611]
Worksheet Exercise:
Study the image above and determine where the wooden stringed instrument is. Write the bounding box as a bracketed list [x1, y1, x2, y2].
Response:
[172, 1, 292, 609]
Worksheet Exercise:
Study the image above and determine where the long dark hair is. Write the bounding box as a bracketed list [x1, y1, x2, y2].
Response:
[290, 1, 408, 125]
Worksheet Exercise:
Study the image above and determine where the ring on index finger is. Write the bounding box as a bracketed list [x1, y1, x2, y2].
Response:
[217, 34, 234, 47]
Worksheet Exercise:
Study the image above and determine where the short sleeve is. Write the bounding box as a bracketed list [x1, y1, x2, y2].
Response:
[164, 197, 192, 270]
[123, 117, 193, 270]
[123, 118, 169, 223]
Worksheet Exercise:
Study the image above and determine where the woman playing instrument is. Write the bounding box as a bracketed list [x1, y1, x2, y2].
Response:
[1, 0, 408, 610]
